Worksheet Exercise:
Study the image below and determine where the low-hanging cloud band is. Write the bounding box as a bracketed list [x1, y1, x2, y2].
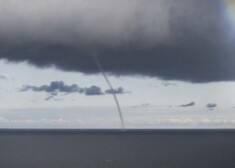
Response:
[20, 81, 126, 97]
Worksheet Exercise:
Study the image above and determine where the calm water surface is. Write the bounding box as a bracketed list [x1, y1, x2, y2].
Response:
[0, 129, 235, 168]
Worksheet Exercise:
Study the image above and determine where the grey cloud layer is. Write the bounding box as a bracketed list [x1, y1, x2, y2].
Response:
[0, 75, 6, 80]
[207, 103, 217, 109]
[0, 0, 234, 82]
[21, 81, 125, 96]
[84, 86, 103, 96]
[105, 87, 125, 94]
[181, 102, 195, 107]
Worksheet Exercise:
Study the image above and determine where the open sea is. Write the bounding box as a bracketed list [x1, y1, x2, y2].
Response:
[0, 129, 235, 168]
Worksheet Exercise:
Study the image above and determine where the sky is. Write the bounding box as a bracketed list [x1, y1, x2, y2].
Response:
[0, 0, 235, 128]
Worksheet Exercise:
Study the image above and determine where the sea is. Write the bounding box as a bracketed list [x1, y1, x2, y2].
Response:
[0, 129, 235, 168]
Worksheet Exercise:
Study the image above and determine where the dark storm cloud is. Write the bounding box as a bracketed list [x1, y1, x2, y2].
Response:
[105, 87, 125, 94]
[0, 0, 234, 83]
[206, 103, 217, 109]
[181, 102, 195, 107]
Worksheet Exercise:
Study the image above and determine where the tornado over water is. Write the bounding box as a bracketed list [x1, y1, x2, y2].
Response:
[92, 53, 125, 129]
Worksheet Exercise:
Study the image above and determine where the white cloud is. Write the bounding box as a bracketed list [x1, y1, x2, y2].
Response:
[1, 106, 235, 128]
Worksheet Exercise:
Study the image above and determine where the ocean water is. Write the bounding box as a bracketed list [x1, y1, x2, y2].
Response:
[0, 129, 235, 168]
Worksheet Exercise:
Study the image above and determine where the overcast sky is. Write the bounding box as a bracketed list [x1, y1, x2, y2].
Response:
[0, 0, 235, 128]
